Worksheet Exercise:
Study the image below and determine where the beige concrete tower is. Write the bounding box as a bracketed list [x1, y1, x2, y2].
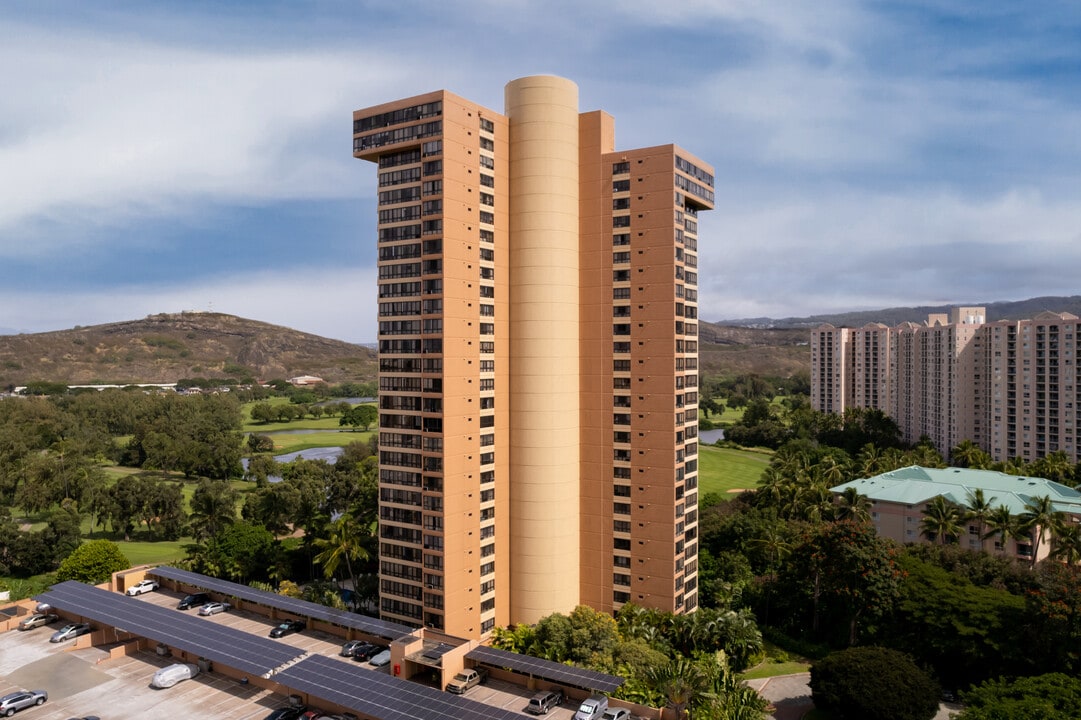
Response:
[504, 75, 581, 624]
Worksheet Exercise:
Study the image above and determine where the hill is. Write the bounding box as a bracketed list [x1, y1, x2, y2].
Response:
[0, 312, 809, 387]
[0, 312, 376, 387]
[717, 295, 1081, 329]
[698, 322, 809, 379]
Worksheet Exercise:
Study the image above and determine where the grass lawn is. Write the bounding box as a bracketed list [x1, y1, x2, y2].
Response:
[267, 430, 373, 454]
[697, 444, 772, 498]
[739, 640, 813, 680]
[110, 538, 191, 566]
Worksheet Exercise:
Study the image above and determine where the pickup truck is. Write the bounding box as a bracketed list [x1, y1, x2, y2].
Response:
[446, 667, 488, 694]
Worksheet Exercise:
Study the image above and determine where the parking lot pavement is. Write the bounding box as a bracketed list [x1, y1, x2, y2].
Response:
[17, 587, 583, 719]
[0, 624, 282, 720]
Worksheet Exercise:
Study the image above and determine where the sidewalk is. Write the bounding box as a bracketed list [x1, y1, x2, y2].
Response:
[745, 672, 813, 720]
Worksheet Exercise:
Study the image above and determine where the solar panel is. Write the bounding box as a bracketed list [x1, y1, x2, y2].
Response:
[150, 566, 414, 641]
[276, 654, 525, 720]
[466, 646, 623, 693]
[34, 581, 305, 678]
[421, 643, 453, 660]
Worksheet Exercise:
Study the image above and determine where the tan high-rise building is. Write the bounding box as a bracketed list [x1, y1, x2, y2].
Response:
[812, 308, 1081, 465]
[353, 76, 713, 639]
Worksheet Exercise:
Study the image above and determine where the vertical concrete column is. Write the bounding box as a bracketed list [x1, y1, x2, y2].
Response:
[505, 75, 581, 624]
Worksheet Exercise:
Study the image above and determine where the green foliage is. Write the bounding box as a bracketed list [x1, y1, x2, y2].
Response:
[339, 404, 378, 432]
[773, 520, 903, 646]
[957, 673, 1081, 720]
[247, 434, 275, 453]
[810, 646, 939, 720]
[55, 539, 130, 584]
[881, 552, 1028, 689]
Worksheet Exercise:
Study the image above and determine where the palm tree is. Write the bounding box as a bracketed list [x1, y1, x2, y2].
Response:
[964, 488, 997, 552]
[645, 657, 710, 720]
[313, 513, 370, 596]
[983, 504, 1016, 555]
[833, 486, 872, 523]
[856, 443, 887, 478]
[920, 496, 962, 545]
[1019, 495, 1065, 568]
[951, 439, 992, 469]
[1050, 522, 1081, 566]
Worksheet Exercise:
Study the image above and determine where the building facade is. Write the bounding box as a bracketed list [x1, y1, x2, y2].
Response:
[353, 76, 712, 639]
[831, 465, 1081, 562]
[812, 309, 1080, 464]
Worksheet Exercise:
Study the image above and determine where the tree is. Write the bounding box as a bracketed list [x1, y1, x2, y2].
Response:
[832, 487, 871, 523]
[188, 479, 239, 541]
[964, 488, 996, 553]
[313, 513, 371, 597]
[810, 646, 939, 720]
[956, 673, 1081, 720]
[1019, 494, 1064, 568]
[644, 657, 710, 720]
[339, 404, 378, 432]
[984, 504, 1018, 555]
[775, 521, 903, 646]
[920, 496, 962, 545]
[250, 402, 277, 424]
[56, 539, 131, 584]
[951, 439, 992, 469]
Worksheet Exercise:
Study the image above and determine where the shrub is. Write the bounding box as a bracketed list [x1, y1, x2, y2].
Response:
[55, 540, 131, 585]
[810, 646, 939, 720]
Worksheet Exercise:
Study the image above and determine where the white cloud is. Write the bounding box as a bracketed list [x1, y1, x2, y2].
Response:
[0, 23, 421, 253]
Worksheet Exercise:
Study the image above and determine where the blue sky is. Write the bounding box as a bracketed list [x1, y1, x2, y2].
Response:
[2, 1, 1079, 343]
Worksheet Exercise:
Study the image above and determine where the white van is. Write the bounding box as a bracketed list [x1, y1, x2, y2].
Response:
[152, 663, 200, 688]
[574, 696, 609, 720]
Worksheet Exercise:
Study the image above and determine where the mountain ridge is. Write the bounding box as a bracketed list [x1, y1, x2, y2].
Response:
[715, 295, 1081, 329]
[0, 312, 376, 387]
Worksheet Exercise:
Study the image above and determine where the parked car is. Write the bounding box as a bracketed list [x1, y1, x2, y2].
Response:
[17, 613, 59, 631]
[339, 640, 371, 658]
[525, 689, 564, 715]
[0, 690, 47, 716]
[197, 601, 231, 616]
[50, 622, 92, 643]
[263, 707, 306, 720]
[368, 649, 392, 667]
[151, 662, 200, 689]
[269, 619, 306, 638]
[351, 644, 384, 662]
[574, 696, 609, 720]
[177, 592, 210, 610]
[446, 667, 488, 694]
[125, 579, 160, 596]
[299, 711, 325, 720]
[601, 709, 631, 720]
[64, 716, 101, 720]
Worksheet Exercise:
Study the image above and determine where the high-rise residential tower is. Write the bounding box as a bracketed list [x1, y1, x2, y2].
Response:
[812, 308, 1080, 465]
[353, 76, 713, 639]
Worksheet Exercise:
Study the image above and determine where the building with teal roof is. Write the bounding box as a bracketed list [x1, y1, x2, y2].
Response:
[831, 465, 1081, 560]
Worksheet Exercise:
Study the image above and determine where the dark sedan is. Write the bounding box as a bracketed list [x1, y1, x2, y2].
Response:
[269, 619, 306, 638]
[264, 707, 307, 720]
[351, 643, 384, 662]
[177, 592, 210, 610]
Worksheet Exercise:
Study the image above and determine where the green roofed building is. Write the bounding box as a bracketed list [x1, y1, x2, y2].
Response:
[831, 465, 1081, 562]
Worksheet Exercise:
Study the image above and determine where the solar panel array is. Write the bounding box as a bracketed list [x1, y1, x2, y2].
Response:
[150, 566, 414, 641]
[466, 646, 623, 693]
[276, 654, 526, 720]
[34, 581, 305, 678]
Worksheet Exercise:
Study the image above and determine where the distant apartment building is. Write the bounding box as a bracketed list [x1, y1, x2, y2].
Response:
[353, 76, 712, 639]
[812, 308, 1080, 463]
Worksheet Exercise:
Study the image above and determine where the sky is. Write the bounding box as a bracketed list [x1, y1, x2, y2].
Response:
[2, 1, 1080, 343]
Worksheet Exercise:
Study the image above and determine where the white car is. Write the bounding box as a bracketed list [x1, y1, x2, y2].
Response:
[368, 649, 392, 667]
[126, 579, 160, 596]
[197, 601, 231, 616]
[601, 710, 631, 720]
[152, 663, 200, 689]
